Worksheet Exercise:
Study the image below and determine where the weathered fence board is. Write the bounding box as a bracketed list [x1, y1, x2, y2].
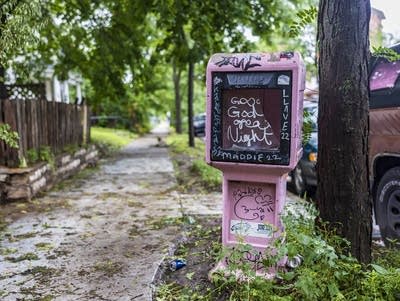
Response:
[0, 98, 89, 168]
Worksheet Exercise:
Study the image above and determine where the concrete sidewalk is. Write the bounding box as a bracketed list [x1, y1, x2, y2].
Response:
[0, 134, 221, 301]
[0, 133, 306, 300]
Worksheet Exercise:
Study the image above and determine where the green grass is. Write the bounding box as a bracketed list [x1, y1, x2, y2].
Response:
[166, 133, 203, 157]
[91, 127, 137, 150]
[166, 133, 222, 189]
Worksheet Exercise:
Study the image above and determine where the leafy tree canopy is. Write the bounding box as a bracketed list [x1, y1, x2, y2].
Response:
[2, 0, 315, 131]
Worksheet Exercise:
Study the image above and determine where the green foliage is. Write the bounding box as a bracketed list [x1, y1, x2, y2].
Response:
[0, 123, 19, 148]
[191, 159, 221, 190]
[302, 109, 314, 144]
[5, 252, 39, 262]
[157, 201, 400, 300]
[289, 6, 318, 38]
[166, 133, 203, 158]
[5, 0, 312, 133]
[26, 148, 39, 164]
[373, 244, 400, 269]
[39, 146, 55, 167]
[0, 1, 47, 65]
[25, 146, 55, 167]
[372, 46, 400, 62]
[166, 133, 222, 189]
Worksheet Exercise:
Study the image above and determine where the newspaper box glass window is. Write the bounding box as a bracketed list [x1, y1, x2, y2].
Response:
[210, 71, 292, 165]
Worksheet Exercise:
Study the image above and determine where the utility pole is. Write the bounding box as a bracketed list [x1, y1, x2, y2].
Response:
[188, 60, 195, 147]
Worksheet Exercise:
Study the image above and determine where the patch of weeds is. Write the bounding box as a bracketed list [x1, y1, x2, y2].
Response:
[139, 181, 151, 189]
[16, 203, 27, 209]
[87, 289, 107, 300]
[35, 242, 54, 251]
[20, 286, 38, 295]
[94, 260, 123, 276]
[22, 266, 57, 278]
[129, 224, 142, 236]
[186, 272, 195, 280]
[78, 269, 90, 276]
[42, 222, 54, 229]
[38, 295, 55, 301]
[155, 282, 185, 300]
[166, 133, 221, 193]
[143, 244, 160, 251]
[99, 191, 121, 200]
[80, 213, 93, 219]
[372, 243, 400, 268]
[0, 290, 6, 297]
[155, 282, 211, 301]
[38, 146, 55, 169]
[0, 247, 18, 255]
[123, 251, 135, 258]
[19, 287, 54, 300]
[127, 200, 145, 208]
[156, 205, 400, 301]
[6, 252, 39, 262]
[63, 143, 80, 155]
[0, 218, 8, 232]
[148, 216, 185, 230]
[73, 165, 99, 180]
[14, 231, 39, 240]
[80, 232, 95, 239]
[26, 148, 39, 165]
[191, 159, 222, 190]
[53, 249, 71, 257]
[52, 165, 99, 191]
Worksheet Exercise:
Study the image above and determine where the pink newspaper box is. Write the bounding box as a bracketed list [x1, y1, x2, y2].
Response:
[205, 52, 305, 275]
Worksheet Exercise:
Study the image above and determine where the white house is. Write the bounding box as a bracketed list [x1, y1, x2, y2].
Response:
[3, 66, 83, 104]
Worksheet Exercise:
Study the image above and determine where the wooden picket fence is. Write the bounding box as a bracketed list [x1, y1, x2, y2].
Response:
[0, 98, 90, 168]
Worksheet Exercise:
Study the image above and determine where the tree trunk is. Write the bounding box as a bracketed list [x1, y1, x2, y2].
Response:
[172, 62, 182, 134]
[0, 66, 6, 99]
[187, 60, 194, 147]
[317, 0, 371, 263]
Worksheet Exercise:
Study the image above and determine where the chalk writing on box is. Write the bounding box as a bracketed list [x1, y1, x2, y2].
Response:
[210, 71, 292, 165]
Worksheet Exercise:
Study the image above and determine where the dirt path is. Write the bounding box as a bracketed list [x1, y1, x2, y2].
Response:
[0, 134, 221, 301]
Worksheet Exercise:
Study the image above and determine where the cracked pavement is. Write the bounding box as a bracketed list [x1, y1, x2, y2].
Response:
[0, 134, 222, 301]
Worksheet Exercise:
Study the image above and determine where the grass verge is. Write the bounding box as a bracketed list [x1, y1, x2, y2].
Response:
[166, 133, 221, 192]
[91, 127, 137, 155]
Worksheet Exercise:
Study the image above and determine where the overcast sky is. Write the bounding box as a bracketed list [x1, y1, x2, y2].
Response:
[371, 0, 400, 38]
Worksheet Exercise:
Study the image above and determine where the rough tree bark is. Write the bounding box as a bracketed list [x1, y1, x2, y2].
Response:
[317, 0, 372, 263]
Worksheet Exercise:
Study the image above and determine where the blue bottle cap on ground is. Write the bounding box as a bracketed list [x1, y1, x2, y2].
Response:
[169, 259, 186, 271]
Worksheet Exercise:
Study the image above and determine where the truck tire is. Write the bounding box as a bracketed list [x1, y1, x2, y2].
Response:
[375, 167, 400, 245]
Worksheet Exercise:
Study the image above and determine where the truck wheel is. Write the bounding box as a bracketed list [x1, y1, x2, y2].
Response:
[375, 167, 400, 245]
[293, 165, 306, 196]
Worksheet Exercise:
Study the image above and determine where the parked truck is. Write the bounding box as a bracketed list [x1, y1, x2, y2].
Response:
[370, 44, 400, 243]
[290, 44, 400, 243]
